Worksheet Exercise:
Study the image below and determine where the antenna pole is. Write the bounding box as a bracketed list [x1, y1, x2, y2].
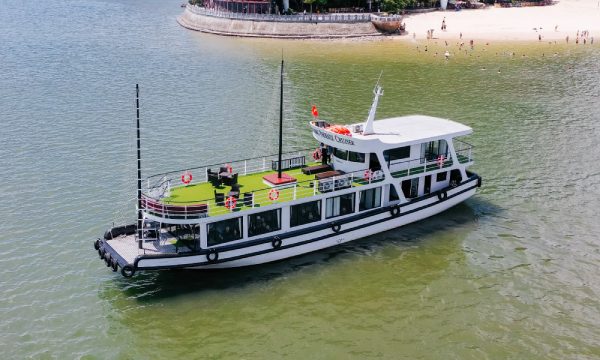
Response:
[363, 71, 384, 135]
[136, 84, 143, 248]
[277, 58, 283, 179]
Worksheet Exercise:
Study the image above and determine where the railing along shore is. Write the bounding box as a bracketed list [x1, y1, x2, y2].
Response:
[186, 4, 401, 24]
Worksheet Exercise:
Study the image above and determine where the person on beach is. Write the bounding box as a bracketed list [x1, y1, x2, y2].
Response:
[460, 32, 462, 40]
[566, 35, 569, 43]
[441, 18, 446, 31]
[539, 34, 542, 41]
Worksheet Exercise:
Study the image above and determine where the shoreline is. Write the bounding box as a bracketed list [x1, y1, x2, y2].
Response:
[400, 0, 600, 42]
[180, 0, 600, 43]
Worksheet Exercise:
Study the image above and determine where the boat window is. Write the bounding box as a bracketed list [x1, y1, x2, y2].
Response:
[401, 178, 419, 198]
[207, 217, 243, 246]
[326, 193, 355, 219]
[388, 184, 400, 201]
[359, 187, 382, 211]
[248, 209, 281, 237]
[348, 151, 365, 163]
[290, 200, 322, 227]
[333, 148, 348, 161]
[421, 140, 448, 162]
[383, 146, 411, 164]
[436, 172, 447, 182]
[368, 153, 381, 171]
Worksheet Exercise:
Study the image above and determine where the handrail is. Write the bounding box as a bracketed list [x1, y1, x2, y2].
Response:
[146, 148, 314, 180]
[185, 5, 401, 24]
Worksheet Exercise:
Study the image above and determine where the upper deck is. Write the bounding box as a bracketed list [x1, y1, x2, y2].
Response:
[141, 148, 386, 221]
[311, 115, 473, 151]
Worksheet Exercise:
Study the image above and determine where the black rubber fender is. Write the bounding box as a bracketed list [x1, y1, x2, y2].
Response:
[111, 259, 118, 272]
[94, 239, 100, 251]
[332, 223, 341, 233]
[206, 249, 219, 263]
[390, 206, 400, 217]
[104, 253, 112, 267]
[437, 190, 448, 201]
[477, 177, 482, 188]
[121, 265, 135, 278]
[272, 237, 282, 249]
[98, 248, 105, 260]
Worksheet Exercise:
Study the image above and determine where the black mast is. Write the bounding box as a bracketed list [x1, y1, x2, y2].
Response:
[136, 84, 143, 248]
[277, 59, 283, 179]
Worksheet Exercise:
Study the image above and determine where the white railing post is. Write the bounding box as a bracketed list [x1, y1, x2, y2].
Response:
[293, 184, 297, 200]
[244, 160, 247, 175]
[262, 157, 266, 171]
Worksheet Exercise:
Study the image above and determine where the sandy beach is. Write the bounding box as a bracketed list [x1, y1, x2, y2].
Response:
[403, 0, 600, 42]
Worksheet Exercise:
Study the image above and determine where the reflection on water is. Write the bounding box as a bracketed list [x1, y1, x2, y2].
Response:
[1, 0, 600, 358]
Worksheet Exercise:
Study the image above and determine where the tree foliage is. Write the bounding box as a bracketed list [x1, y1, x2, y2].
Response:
[380, 0, 418, 12]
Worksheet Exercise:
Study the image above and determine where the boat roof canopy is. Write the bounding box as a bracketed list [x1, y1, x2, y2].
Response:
[311, 115, 472, 150]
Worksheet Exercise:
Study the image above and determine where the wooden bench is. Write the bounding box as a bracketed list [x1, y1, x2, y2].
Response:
[301, 164, 332, 175]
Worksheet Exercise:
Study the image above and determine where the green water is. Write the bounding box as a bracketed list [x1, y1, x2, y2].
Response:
[1, 0, 599, 358]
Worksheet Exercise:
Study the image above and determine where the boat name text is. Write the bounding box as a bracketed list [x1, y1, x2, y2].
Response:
[313, 129, 355, 145]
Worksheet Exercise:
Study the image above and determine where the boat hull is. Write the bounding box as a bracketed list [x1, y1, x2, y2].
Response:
[125, 176, 478, 270]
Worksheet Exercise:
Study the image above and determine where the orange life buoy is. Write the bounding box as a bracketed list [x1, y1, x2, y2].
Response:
[225, 196, 237, 210]
[312, 148, 322, 161]
[327, 125, 352, 136]
[181, 172, 193, 185]
[363, 169, 372, 181]
[268, 188, 280, 201]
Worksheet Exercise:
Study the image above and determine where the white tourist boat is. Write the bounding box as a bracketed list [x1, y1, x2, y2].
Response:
[94, 64, 481, 277]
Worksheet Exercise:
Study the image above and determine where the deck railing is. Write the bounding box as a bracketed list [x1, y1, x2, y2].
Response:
[454, 139, 475, 164]
[388, 140, 474, 178]
[145, 148, 315, 192]
[142, 166, 385, 219]
[186, 5, 401, 24]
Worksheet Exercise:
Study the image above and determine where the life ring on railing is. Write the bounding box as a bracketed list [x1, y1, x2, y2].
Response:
[332, 223, 341, 233]
[121, 265, 135, 278]
[181, 171, 193, 185]
[312, 148, 322, 161]
[272, 236, 282, 249]
[363, 169, 372, 181]
[437, 190, 448, 201]
[390, 205, 401, 217]
[206, 249, 219, 263]
[436, 155, 446, 168]
[268, 188, 280, 201]
[225, 196, 237, 210]
[226, 164, 233, 174]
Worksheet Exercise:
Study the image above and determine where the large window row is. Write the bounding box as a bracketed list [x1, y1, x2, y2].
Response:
[206, 187, 382, 246]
